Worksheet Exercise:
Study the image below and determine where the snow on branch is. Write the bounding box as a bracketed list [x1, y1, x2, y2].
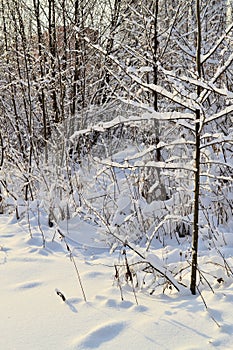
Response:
[205, 105, 233, 124]
[201, 22, 233, 64]
[200, 173, 233, 182]
[145, 253, 185, 293]
[142, 111, 195, 121]
[159, 66, 233, 99]
[200, 160, 233, 170]
[210, 51, 233, 85]
[200, 52, 233, 104]
[70, 111, 195, 141]
[124, 145, 156, 161]
[96, 158, 196, 172]
[124, 139, 195, 162]
[85, 39, 200, 112]
[146, 214, 186, 251]
[128, 75, 200, 111]
[200, 133, 233, 149]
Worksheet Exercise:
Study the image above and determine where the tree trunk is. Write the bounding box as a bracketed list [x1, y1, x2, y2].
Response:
[190, 0, 202, 295]
[48, 0, 59, 123]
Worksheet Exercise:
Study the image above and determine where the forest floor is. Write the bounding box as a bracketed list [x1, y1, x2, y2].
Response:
[1, 213, 233, 350]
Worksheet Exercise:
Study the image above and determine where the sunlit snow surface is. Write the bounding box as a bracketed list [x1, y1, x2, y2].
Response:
[1, 214, 233, 350]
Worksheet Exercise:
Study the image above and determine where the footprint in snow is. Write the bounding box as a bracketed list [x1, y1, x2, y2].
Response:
[73, 321, 126, 349]
[84, 271, 105, 279]
[15, 281, 42, 290]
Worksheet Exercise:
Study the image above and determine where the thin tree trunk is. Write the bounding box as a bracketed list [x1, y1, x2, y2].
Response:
[48, 0, 59, 123]
[13, 1, 34, 201]
[0, 132, 4, 169]
[152, 0, 167, 200]
[33, 0, 49, 160]
[99, 0, 121, 104]
[190, 0, 202, 295]
[71, 0, 81, 116]
[153, 0, 159, 114]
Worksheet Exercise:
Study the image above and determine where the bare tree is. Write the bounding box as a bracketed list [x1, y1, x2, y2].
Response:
[190, 0, 202, 296]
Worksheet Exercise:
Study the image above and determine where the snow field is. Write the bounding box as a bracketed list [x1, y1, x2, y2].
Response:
[1, 215, 233, 349]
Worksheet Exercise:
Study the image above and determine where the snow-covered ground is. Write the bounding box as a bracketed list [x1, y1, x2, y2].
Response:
[1, 213, 233, 350]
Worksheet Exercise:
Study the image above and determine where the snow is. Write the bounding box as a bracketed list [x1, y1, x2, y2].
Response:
[1, 214, 233, 350]
[100, 158, 196, 172]
[201, 22, 233, 64]
[205, 105, 233, 124]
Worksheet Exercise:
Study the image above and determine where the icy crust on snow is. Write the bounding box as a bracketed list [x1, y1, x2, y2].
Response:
[1, 216, 233, 349]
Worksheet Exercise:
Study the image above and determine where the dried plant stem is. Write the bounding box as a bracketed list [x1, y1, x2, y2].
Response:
[58, 229, 87, 302]
[37, 202, 45, 247]
[114, 264, 124, 301]
[81, 194, 181, 292]
[123, 249, 138, 305]
[197, 286, 220, 328]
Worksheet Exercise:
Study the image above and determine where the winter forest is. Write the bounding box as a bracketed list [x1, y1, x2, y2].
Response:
[0, 0, 233, 348]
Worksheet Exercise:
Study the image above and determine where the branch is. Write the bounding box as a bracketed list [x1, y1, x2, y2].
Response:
[205, 105, 233, 124]
[200, 134, 233, 149]
[159, 66, 233, 99]
[201, 22, 233, 64]
[96, 158, 196, 173]
[0, 132, 4, 168]
[200, 160, 233, 170]
[70, 111, 195, 141]
[85, 38, 200, 112]
[80, 195, 183, 292]
[199, 52, 233, 104]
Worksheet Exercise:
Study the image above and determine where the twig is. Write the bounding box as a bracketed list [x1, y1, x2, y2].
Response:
[114, 264, 124, 301]
[80, 194, 182, 292]
[37, 202, 45, 247]
[58, 229, 87, 302]
[123, 248, 138, 305]
[197, 286, 220, 328]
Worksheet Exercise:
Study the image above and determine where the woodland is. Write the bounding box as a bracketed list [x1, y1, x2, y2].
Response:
[0, 0, 233, 298]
